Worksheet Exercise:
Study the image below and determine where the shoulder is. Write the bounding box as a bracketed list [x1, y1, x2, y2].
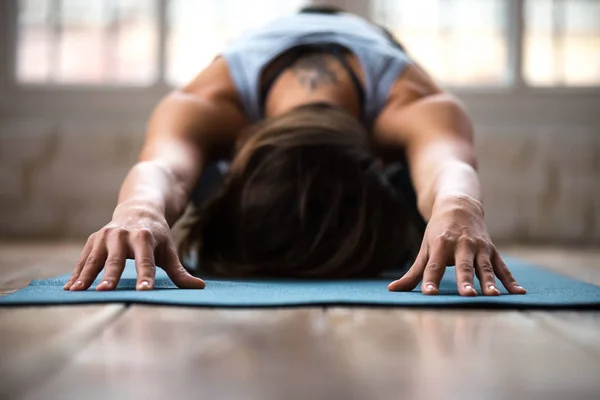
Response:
[181, 56, 244, 111]
[372, 64, 473, 152]
[379, 63, 445, 117]
[169, 57, 249, 160]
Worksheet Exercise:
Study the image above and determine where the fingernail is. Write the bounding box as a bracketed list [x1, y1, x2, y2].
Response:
[99, 280, 110, 288]
[138, 281, 149, 289]
[73, 280, 83, 289]
[489, 285, 499, 293]
[465, 285, 473, 290]
[426, 284, 435, 290]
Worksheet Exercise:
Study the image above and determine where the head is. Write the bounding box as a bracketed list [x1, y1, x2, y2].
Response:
[179, 103, 415, 278]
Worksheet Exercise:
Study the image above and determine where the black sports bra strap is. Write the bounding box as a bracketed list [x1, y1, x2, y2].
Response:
[259, 50, 304, 116]
[324, 44, 365, 118]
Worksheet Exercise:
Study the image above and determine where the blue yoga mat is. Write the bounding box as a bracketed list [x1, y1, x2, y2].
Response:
[1, 257, 599, 309]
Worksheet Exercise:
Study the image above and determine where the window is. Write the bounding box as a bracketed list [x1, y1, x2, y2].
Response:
[17, 0, 158, 85]
[372, 0, 509, 86]
[167, 0, 308, 85]
[524, 0, 600, 86]
[13, 0, 600, 89]
[16, 0, 308, 87]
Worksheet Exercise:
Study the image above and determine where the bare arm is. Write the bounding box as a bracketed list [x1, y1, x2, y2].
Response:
[121, 89, 243, 226]
[374, 69, 526, 296]
[395, 94, 480, 219]
[65, 58, 247, 292]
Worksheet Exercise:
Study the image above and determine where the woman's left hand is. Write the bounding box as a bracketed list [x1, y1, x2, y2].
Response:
[388, 195, 527, 296]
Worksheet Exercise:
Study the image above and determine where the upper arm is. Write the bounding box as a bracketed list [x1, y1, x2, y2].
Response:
[140, 57, 248, 193]
[376, 93, 476, 166]
[373, 63, 476, 171]
[373, 64, 474, 161]
[373, 66, 478, 207]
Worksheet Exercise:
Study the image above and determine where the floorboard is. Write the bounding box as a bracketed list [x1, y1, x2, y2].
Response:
[502, 245, 600, 286]
[528, 311, 600, 357]
[0, 242, 81, 293]
[23, 306, 363, 400]
[327, 308, 600, 400]
[0, 242, 599, 400]
[0, 305, 124, 400]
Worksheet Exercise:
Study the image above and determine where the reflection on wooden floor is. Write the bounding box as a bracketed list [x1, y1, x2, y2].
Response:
[0, 242, 599, 400]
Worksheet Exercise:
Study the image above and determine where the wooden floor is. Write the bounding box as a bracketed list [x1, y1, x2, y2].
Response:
[0, 242, 599, 400]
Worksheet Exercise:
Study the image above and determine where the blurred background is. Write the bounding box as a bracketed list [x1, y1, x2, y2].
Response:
[0, 0, 598, 245]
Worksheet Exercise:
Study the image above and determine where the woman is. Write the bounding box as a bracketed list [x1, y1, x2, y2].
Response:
[64, 6, 526, 296]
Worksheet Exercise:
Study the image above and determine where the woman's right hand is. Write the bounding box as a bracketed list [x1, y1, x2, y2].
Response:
[63, 204, 206, 291]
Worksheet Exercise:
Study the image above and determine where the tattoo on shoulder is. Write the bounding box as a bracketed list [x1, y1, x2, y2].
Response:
[292, 55, 339, 93]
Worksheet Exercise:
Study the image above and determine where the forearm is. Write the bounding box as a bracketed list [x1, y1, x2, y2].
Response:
[411, 139, 482, 221]
[115, 160, 190, 226]
[426, 161, 483, 219]
[114, 91, 228, 227]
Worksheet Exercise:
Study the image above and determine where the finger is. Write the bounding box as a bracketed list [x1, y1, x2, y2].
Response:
[70, 242, 108, 291]
[388, 247, 428, 292]
[131, 229, 157, 290]
[475, 249, 500, 296]
[454, 239, 477, 297]
[96, 228, 128, 291]
[421, 236, 452, 295]
[493, 251, 527, 294]
[162, 245, 205, 289]
[64, 237, 94, 290]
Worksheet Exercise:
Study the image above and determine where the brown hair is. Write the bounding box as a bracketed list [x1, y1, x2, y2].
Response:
[179, 103, 415, 278]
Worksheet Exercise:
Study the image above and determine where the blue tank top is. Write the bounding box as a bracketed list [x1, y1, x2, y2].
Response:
[220, 12, 412, 127]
